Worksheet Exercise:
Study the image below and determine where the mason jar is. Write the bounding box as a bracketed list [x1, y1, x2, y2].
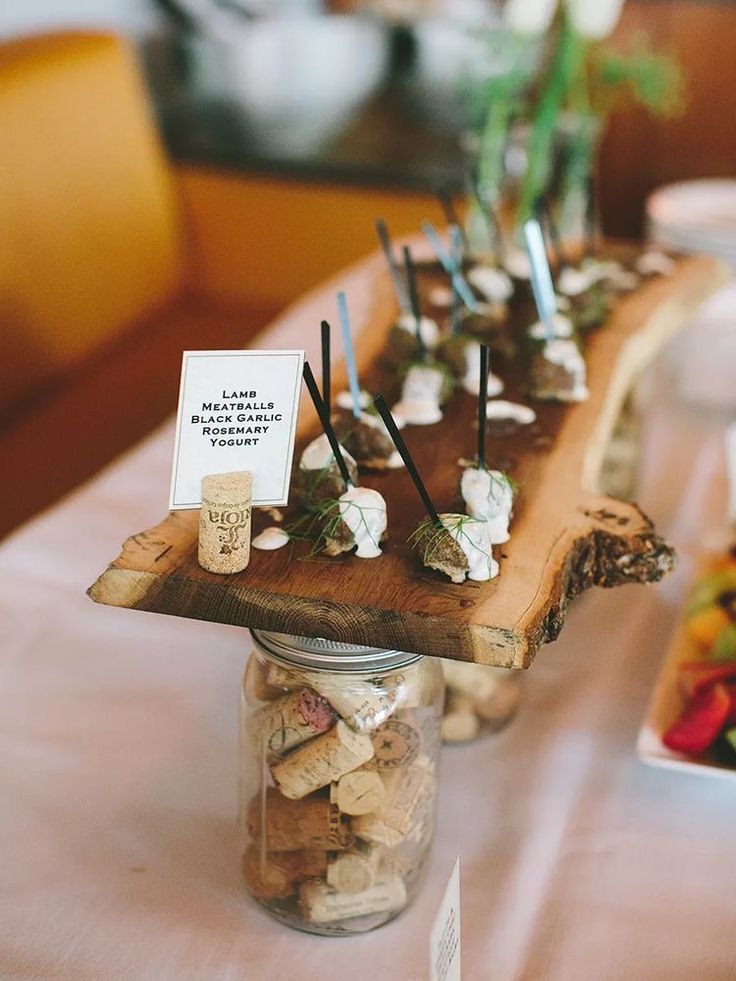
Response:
[240, 630, 444, 936]
[441, 660, 523, 744]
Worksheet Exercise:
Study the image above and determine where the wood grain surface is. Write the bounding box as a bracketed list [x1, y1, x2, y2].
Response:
[88, 251, 728, 666]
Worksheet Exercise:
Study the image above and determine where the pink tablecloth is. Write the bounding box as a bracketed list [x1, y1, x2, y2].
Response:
[1, 267, 735, 981]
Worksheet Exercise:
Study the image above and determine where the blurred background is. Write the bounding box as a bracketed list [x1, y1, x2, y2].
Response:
[0, 0, 734, 538]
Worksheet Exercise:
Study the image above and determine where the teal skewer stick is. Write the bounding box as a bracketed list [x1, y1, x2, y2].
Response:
[421, 221, 478, 312]
[337, 291, 362, 419]
[523, 218, 557, 343]
[450, 224, 464, 336]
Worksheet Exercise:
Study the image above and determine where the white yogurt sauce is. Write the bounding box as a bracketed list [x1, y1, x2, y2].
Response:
[557, 265, 595, 297]
[582, 258, 638, 291]
[636, 250, 675, 277]
[396, 312, 440, 350]
[504, 250, 532, 280]
[338, 486, 387, 559]
[300, 433, 357, 471]
[252, 527, 290, 551]
[528, 312, 574, 341]
[440, 513, 499, 581]
[392, 366, 445, 426]
[467, 264, 514, 303]
[485, 400, 537, 425]
[460, 468, 514, 544]
[429, 285, 453, 308]
[461, 341, 504, 397]
[557, 259, 640, 296]
[335, 389, 371, 411]
[542, 339, 589, 402]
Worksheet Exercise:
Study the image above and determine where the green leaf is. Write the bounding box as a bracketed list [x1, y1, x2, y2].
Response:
[686, 570, 736, 617]
[711, 623, 736, 663]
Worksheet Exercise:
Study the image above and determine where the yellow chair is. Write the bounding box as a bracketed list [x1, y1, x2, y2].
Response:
[0, 31, 275, 536]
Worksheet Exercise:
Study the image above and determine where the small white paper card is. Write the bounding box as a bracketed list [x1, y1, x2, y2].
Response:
[430, 857, 461, 981]
[169, 350, 304, 510]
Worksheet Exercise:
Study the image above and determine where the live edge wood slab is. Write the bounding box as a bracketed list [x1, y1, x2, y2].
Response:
[89, 251, 728, 667]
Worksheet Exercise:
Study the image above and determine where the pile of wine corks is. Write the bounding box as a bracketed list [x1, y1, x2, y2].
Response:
[441, 660, 523, 743]
[242, 654, 443, 934]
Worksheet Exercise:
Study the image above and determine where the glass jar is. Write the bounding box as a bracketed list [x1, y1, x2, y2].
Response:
[240, 630, 444, 936]
[441, 660, 523, 744]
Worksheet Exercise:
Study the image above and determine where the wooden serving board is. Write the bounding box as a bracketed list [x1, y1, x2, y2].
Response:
[88, 250, 728, 667]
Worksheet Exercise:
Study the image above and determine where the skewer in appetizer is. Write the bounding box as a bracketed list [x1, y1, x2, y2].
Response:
[459, 346, 516, 545]
[374, 395, 498, 583]
[376, 218, 440, 366]
[524, 219, 589, 404]
[302, 363, 388, 559]
[391, 246, 454, 427]
[328, 297, 405, 470]
[432, 225, 514, 370]
[425, 224, 506, 395]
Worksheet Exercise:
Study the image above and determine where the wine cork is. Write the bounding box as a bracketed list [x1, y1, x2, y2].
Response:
[242, 845, 296, 900]
[352, 764, 434, 848]
[244, 655, 284, 702]
[253, 688, 337, 755]
[247, 788, 353, 852]
[198, 471, 252, 574]
[266, 662, 305, 691]
[441, 693, 480, 743]
[365, 718, 421, 770]
[333, 768, 386, 816]
[442, 660, 506, 702]
[242, 846, 328, 901]
[271, 720, 375, 800]
[302, 675, 399, 733]
[299, 875, 407, 925]
[474, 675, 522, 727]
[326, 844, 382, 894]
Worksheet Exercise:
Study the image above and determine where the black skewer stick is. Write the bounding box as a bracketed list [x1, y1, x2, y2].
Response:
[585, 175, 597, 259]
[375, 218, 410, 313]
[302, 361, 353, 489]
[437, 186, 468, 248]
[320, 320, 331, 415]
[535, 195, 566, 272]
[373, 395, 441, 527]
[477, 344, 489, 470]
[402, 245, 425, 361]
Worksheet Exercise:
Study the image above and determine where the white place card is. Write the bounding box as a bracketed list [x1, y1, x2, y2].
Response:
[169, 350, 304, 510]
[430, 857, 461, 981]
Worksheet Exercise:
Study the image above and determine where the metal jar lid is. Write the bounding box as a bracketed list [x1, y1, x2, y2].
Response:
[250, 629, 423, 674]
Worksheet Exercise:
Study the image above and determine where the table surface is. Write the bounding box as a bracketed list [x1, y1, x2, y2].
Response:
[2, 279, 736, 981]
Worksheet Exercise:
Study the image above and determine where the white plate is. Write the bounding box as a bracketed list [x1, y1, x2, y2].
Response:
[637, 574, 736, 781]
[648, 180, 736, 257]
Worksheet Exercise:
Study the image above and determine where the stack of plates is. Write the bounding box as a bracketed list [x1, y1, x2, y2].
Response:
[647, 179, 736, 266]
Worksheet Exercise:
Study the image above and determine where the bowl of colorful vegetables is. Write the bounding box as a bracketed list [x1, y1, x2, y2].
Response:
[639, 547, 736, 778]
